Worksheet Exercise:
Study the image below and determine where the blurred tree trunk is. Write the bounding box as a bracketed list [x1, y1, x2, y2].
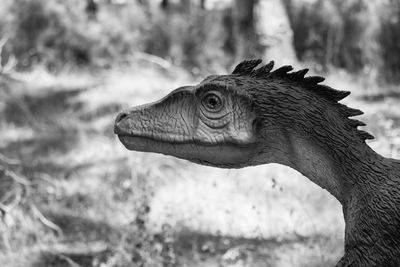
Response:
[282, 0, 294, 29]
[234, 0, 256, 59]
[200, 0, 205, 9]
[227, 0, 259, 62]
[379, 0, 400, 83]
[160, 0, 168, 9]
[85, 0, 98, 20]
[223, 7, 235, 56]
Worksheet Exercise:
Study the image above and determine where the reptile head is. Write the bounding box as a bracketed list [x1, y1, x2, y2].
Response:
[114, 59, 361, 169]
[114, 74, 261, 168]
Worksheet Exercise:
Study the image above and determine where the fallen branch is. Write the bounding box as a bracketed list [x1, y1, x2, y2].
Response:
[132, 52, 172, 70]
[30, 204, 63, 236]
[56, 254, 82, 267]
[0, 153, 20, 165]
[2, 168, 31, 186]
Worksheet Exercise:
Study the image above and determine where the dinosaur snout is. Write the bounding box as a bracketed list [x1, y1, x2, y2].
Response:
[114, 111, 129, 135]
[115, 111, 128, 124]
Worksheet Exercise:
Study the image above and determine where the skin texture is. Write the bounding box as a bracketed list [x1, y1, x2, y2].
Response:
[114, 59, 400, 266]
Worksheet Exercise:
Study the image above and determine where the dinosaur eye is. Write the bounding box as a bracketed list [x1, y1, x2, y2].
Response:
[202, 93, 223, 111]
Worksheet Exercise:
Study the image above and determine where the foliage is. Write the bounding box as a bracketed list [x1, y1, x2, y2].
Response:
[3, 0, 400, 83]
[142, 9, 228, 73]
[0, 0, 230, 73]
[284, 0, 378, 73]
[2, 0, 144, 70]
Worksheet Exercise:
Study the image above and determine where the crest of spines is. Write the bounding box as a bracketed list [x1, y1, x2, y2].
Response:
[232, 59, 374, 141]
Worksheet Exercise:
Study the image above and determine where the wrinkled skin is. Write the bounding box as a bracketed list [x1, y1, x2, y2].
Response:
[114, 60, 400, 266]
[115, 83, 260, 167]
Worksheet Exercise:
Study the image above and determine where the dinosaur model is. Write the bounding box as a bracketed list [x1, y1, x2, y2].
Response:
[114, 59, 400, 266]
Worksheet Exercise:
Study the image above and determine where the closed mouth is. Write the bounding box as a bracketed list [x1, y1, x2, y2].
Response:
[117, 134, 253, 148]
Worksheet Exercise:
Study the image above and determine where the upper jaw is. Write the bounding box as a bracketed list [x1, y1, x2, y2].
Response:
[116, 129, 256, 149]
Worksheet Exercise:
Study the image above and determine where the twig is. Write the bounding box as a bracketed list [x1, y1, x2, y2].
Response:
[133, 51, 172, 70]
[0, 202, 10, 214]
[0, 153, 20, 165]
[30, 204, 63, 236]
[0, 35, 17, 74]
[36, 173, 58, 187]
[4, 169, 31, 186]
[0, 185, 22, 213]
[56, 254, 82, 267]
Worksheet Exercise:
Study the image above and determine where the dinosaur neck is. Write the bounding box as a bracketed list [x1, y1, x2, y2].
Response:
[254, 120, 386, 203]
[248, 80, 384, 203]
[285, 130, 384, 204]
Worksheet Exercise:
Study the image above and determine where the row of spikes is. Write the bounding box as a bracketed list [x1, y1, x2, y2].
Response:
[232, 59, 350, 102]
[232, 59, 374, 141]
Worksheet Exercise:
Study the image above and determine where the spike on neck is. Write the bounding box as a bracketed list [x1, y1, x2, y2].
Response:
[231, 59, 374, 143]
[231, 60, 381, 201]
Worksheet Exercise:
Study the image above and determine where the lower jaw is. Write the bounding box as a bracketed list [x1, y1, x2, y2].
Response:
[117, 135, 256, 168]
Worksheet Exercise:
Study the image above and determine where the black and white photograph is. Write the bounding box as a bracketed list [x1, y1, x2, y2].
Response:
[1, 0, 400, 266]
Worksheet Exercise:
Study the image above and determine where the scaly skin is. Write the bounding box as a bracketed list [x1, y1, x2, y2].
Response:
[114, 60, 400, 266]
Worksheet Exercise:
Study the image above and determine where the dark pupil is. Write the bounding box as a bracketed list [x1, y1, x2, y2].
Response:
[208, 96, 218, 108]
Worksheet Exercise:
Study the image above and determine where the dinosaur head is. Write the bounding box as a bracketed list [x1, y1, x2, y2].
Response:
[114, 75, 261, 168]
[114, 59, 370, 168]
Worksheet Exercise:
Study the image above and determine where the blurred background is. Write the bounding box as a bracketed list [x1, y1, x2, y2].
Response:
[0, 0, 400, 266]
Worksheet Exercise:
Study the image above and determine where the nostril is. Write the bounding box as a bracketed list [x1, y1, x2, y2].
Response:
[116, 112, 128, 123]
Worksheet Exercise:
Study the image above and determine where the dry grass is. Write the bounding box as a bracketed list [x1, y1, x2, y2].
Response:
[0, 61, 399, 266]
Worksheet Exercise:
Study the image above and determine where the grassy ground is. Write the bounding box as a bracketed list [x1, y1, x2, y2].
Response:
[0, 61, 399, 267]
